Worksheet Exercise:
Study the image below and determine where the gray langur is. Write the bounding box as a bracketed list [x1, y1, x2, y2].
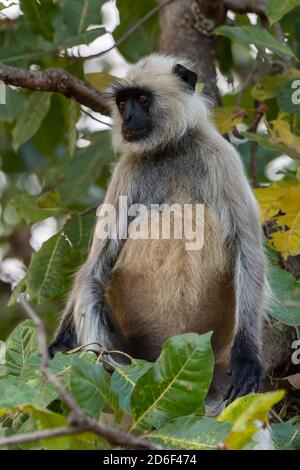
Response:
[49, 54, 266, 402]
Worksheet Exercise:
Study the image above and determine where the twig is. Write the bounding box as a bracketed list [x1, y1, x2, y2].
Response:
[247, 102, 267, 188]
[272, 22, 293, 70]
[236, 50, 263, 106]
[0, 64, 110, 115]
[72, 0, 175, 62]
[0, 299, 160, 450]
[80, 106, 112, 127]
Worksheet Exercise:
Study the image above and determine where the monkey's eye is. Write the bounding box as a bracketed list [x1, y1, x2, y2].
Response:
[118, 101, 126, 112]
[137, 95, 148, 105]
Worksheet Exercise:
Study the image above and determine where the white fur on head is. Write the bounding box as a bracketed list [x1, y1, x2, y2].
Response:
[105, 53, 211, 154]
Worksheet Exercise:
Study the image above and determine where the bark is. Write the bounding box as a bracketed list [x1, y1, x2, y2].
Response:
[159, 0, 226, 105]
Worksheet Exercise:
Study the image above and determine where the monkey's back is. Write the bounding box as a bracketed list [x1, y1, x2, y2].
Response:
[106, 204, 235, 363]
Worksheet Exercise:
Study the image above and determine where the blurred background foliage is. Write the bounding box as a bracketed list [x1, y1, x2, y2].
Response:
[0, 0, 299, 353]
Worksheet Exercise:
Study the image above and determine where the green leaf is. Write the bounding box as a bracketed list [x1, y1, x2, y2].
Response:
[218, 391, 285, 450]
[111, 360, 152, 413]
[25, 210, 96, 303]
[61, 0, 104, 36]
[56, 27, 105, 49]
[252, 76, 289, 101]
[277, 81, 300, 114]
[267, 0, 300, 25]
[12, 92, 52, 151]
[130, 332, 214, 431]
[244, 131, 300, 160]
[59, 134, 113, 204]
[149, 416, 231, 450]
[11, 190, 63, 223]
[71, 360, 120, 419]
[214, 26, 297, 60]
[0, 87, 25, 123]
[268, 265, 300, 325]
[63, 210, 95, 252]
[0, 378, 39, 415]
[271, 422, 300, 450]
[115, 0, 159, 62]
[85, 72, 118, 91]
[67, 101, 80, 157]
[26, 232, 76, 304]
[27, 406, 70, 450]
[5, 320, 39, 378]
[20, 0, 58, 42]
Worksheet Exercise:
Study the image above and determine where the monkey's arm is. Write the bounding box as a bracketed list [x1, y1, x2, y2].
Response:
[226, 182, 265, 402]
[49, 163, 132, 358]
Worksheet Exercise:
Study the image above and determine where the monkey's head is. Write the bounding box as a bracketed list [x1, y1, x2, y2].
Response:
[105, 54, 210, 154]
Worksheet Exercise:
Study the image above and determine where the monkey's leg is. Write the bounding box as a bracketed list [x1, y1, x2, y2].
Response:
[226, 246, 265, 403]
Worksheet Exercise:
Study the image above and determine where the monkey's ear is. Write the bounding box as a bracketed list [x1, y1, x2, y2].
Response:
[173, 64, 198, 92]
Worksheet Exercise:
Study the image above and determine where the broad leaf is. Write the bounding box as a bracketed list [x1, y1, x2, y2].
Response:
[5, 320, 39, 378]
[214, 106, 247, 134]
[218, 391, 285, 450]
[214, 26, 297, 60]
[26, 232, 77, 304]
[0, 378, 39, 416]
[149, 416, 231, 450]
[271, 422, 300, 450]
[252, 76, 289, 101]
[20, 0, 58, 42]
[267, 0, 300, 25]
[111, 360, 152, 413]
[70, 360, 121, 419]
[12, 92, 52, 151]
[130, 332, 214, 431]
[268, 265, 300, 325]
[245, 131, 300, 160]
[115, 0, 159, 61]
[85, 72, 117, 91]
[59, 135, 113, 204]
[11, 190, 64, 223]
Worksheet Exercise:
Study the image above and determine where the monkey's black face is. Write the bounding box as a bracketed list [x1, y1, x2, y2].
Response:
[116, 87, 153, 142]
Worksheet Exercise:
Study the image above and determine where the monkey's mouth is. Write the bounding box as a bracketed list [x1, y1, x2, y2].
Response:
[122, 128, 150, 142]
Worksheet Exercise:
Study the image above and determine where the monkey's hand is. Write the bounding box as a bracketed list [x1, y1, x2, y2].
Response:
[225, 338, 265, 404]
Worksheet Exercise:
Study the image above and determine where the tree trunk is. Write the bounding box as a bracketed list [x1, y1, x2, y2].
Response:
[159, 0, 225, 105]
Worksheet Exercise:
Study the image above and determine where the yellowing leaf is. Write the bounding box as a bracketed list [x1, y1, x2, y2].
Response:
[254, 180, 298, 221]
[255, 181, 300, 258]
[85, 72, 117, 91]
[270, 119, 300, 153]
[252, 76, 289, 101]
[270, 187, 300, 257]
[214, 107, 247, 134]
[217, 391, 285, 450]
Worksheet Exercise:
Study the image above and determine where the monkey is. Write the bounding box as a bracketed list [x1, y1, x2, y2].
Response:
[49, 54, 266, 402]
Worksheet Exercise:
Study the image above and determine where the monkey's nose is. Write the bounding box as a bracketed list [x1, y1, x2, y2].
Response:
[124, 114, 132, 123]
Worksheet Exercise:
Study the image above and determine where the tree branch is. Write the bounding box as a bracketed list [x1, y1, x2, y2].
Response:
[224, 0, 267, 18]
[78, 0, 175, 62]
[0, 64, 110, 115]
[0, 299, 160, 451]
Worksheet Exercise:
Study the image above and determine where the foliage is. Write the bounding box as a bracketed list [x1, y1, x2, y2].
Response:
[0, 323, 287, 449]
[0, 0, 300, 451]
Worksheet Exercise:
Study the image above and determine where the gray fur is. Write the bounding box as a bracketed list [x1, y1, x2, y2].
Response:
[50, 55, 266, 396]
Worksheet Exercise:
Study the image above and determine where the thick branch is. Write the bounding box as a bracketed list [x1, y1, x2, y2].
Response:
[159, 0, 226, 105]
[0, 64, 110, 115]
[1, 300, 159, 451]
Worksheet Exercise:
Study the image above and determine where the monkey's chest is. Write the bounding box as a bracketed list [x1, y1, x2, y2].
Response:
[105, 206, 235, 362]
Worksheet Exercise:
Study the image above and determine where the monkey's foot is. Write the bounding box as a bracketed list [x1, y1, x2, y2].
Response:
[224, 348, 264, 404]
